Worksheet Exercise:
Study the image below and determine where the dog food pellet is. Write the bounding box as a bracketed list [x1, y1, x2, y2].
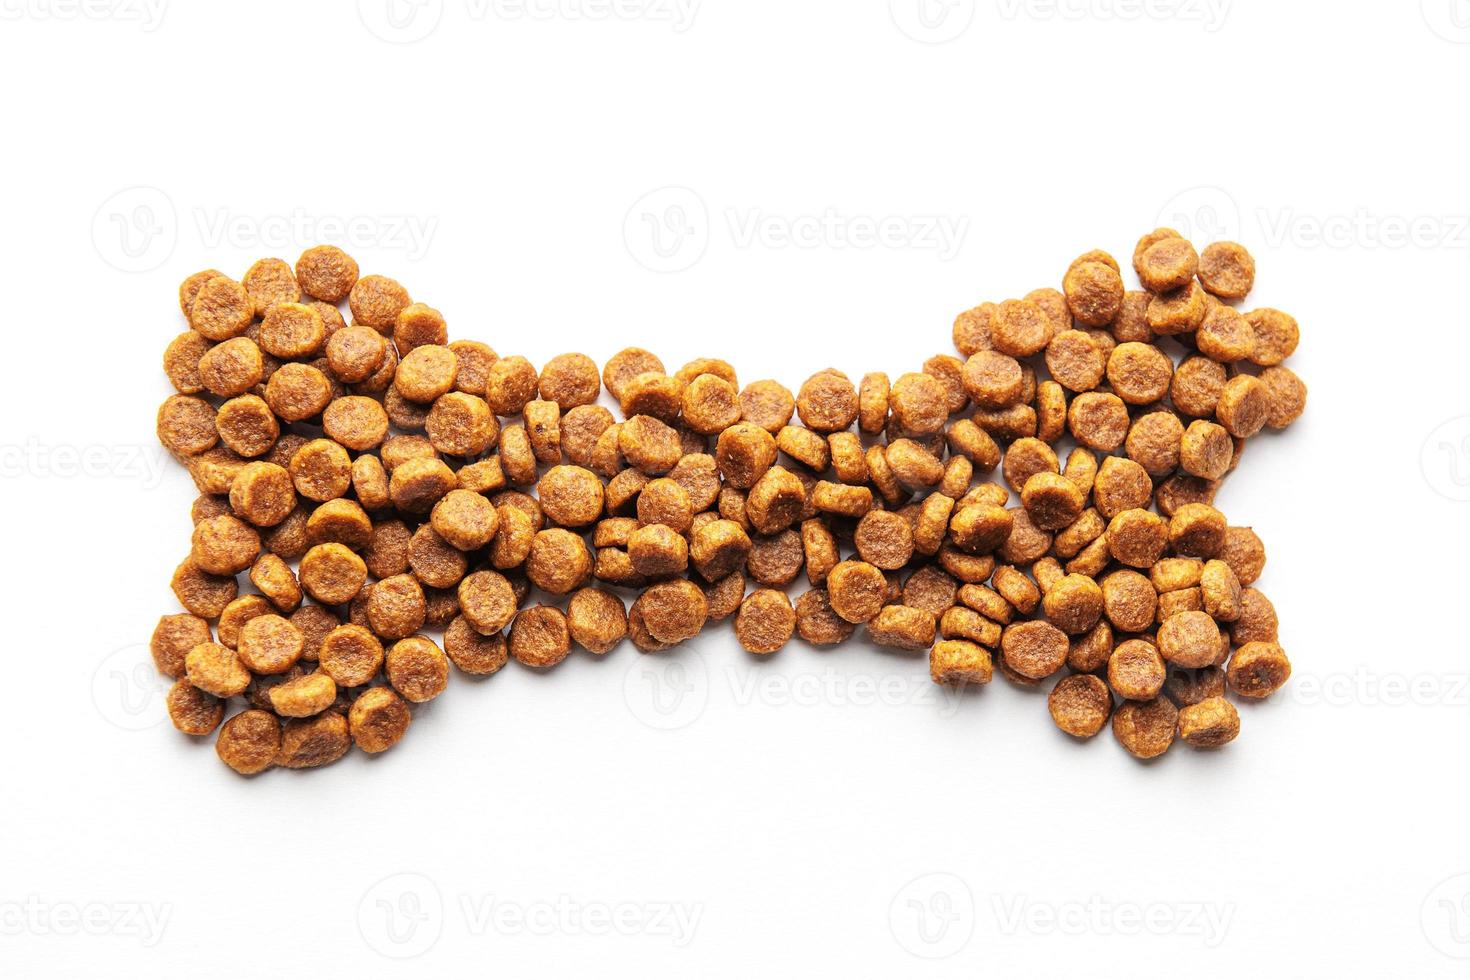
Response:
[1158, 610, 1222, 669]
[267, 672, 337, 719]
[1047, 674, 1112, 738]
[866, 605, 937, 651]
[347, 688, 412, 754]
[1108, 638, 1167, 701]
[237, 614, 305, 675]
[276, 712, 351, 769]
[385, 636, 450, 701]
[1244, 308, 1300, 366]
[735, 589, 796, 654]
[1226, 641, 1291, 698]
[1111, 695, 1178, 759]
[215, 709, 282, 775]
[795, 370, 858, 432]
[930, 639, 993, 686]
[1176, 696, 1240, 748]
[1231, 588, 1278, 645]
[827, 560, 889, 624]
[166, 680, 225, 736]
[1196, 241, 1255, 299]
[1000, 620, 1068, 679]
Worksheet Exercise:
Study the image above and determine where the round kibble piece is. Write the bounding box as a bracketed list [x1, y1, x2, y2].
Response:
[1177, 696, 1240, 747]
[639, 579, 709, 644]
[300, 543, 367, 605]
[827, 560, 889, 624]
[186, 642, 252, 698]
[510, 606, 573, 667]
[739, 379, 796, 433]
[443, 616, 509, 675]
[1048, 674, 1112, 738]
[319, 625, 385, 687]
[190, 514, 261, 575]
[1158, 611, 1222, 669]
[1244, 308, 1300, 366]
[735, 589, 796, 655]
[1063, 260, 1124, 327]
[1260, 366, 1307, 429]
[348, 688, 412, 753]
[867, 605, 938, 651]
[1169, 503, 1227, 558]
[1068, 392, 1130, 451]
[566, 587, 627, 654]
[197, 337, 263, 397]
[170, 557, 239, 618]
[1215, 375, 1270, 438]
[989, 299, 1051, 357]
[1109, 639, 1167, 700]
[854, 510, 915, 570]
[386, 636, 449, 701]
[1042, 574, 1104, 635]
[1106, 342, 1173, 405]
[1000, 620, 1068, 680]
[538, 352, 601, 409]
[796, 370, 859, 432]
[1111, 696, 1178, 760]
[190, 276, 253, 341]
[1136, 237, 1198, 293]
[269, 672, 338, 718]
[151, 614, 212, 678]
[295, 245, 358, 302]
[931, 639, 994, 686]
[458, 570, 519, 635]
[1197, 241, 1255, 299]
[167, 680, 225, 736]
[237, 614, 304, 674]
[795, 589, 856, 646]
[259, 302, 324, 359]
[889, 372, 949, 435]
[216, 709, 281, 775]
[1227, 641, 1291, 698]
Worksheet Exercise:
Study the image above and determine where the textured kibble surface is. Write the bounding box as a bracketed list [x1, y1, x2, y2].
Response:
[149, 234, 1302, 773]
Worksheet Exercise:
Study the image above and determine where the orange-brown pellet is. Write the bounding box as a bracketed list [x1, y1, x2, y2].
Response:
[930, 639, 993, 686]
[386, 635, 450, 701]
[1177, 696, 1240, 748]
[866, 605, 937, 651]
[1047, 674, 1111, 738]
[1227, 641, 1291, 698]
[215, 709, 281, 775]
[1000, 620, 1067, 680]
[854, 509, 914, 570]
[734, 589, 796, 654]
[1111, 696, 1178, 759]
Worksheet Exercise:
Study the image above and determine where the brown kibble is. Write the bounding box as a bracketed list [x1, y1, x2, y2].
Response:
[735, 589, 796, 654]
[854, 509, 915, 570]
[216, 709, 281, 775]
[268, 672, 337, 718]
[157, 394, 219, 457]
[618, 414, 682, 476]
[170, 557, 239, 619]
[1067, 620, 1113, 674]
[1158, 610, 1222, 669]
[1136, 236, 1198, 293]
[1019, 472, 1084, 532]
[682, 373, 742, 435]
[1107, 509, 1167, 568]
[998, 507, 1052, 565]
[1197, 241, 1255, 299]
[258, 302, 324, 359]
[901, 565, 958, 618]
[295, 245, 358, 303]
[1099, 569, 1156, 633]
[196, 336, 263, 398]
[347, 274, 411, 331]
[603, 348, 665, 402]
[989, 298, 1051, 357]
[775, 425, 828, 472]
[991, 565, 1039, 615]
[319, 625, 385, 687]
[1163, 666, 1226, 708]
[1176, 695, 1241, 748]
[562, 404, 616, 468]
[533, 465, 603, 529]
[746, 466, 807, 535]
[1215, 375, 1269, 438]
[1244, 308, 1299, 366]
[689, 519, 752, 581]
[1067, 392, 1129, 451]
[939, 606, 1001, 647]
[263, 363, 333, 423]
[322, 396, 389, 451]
[1111, 696, 1178, 760]
[795, 369, 859, 432]
[1227, 641, 1291, 698]
[386, 635, 449, 701]
[190, 276, 254, 341]
[178, 268, 224, 317]
[349, 687, 412, 753]
[914, 493, 956, 556]
[826, 560, 888, 624]
[300, 542, 368, 605]
[857, 371, 891, 434]
[961, 350, 1024, 409]
[636, 579, 708, 645]
[1169, 502, 1227, 558]
[1259, 365, 1307, 429]
[867, 604, 937, 651]
[214, 394, 279, 458]
[237, 614, 304, 675]
[426, 489, 498, 552]
[186, 642, 252, 698]
[889, 372, 949, 435]
[163, 330, 213, 395]
[1121, 411, 1180, 478]
[1196, 303, 1256, 363]
[1170, 356, 1227, 418]
[248, 553, 301, 615]
[1106, 342, 1173, 406]
[1199, 559, 1242, 622]
[1000, 620, 1068, 679]
[392, 344, 457, 404]
[1154, 472, 1219, 517]
[565, 587, 627, 654]
[1042, 573, 1104, 635]
[276, 712, 351, 769]
[490, 503, 536, 569]
[1108, 638, 1167, 701]
[167, 680, 225, 736]
[628, 523, 690, 578]
[787, 589, 850, 646]
[930, 639, 994, 686]
[522, 528, 590, 595]
[1147, 280, 1208, 334]
[485, 355, 540, 415]
[714, 421, 777, 489]
[151, 614, 211, 678]
[190, 513, 260, 576]
[425, 392, 496, 457]
[738, 379, 796, 433]
[521, 399, 562, 464]
[1063, 260, 1124, 327]
[1230, 588, 1278, 645]
[1048, 674, 1111, 738]
[885, 439, 943, 491]
[620, 372, 684, 423]
[1178, 419, 1233, 480]
[390, 457, 458, 514]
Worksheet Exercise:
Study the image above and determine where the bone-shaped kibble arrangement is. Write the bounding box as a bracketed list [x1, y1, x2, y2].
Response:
[153, 232, 1305, 774]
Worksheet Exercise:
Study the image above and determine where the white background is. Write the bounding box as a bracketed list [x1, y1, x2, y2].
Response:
[2, 1, 1468, 976]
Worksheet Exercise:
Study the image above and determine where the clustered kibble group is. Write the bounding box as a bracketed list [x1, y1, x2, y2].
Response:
[153, 229, 1304, 774]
